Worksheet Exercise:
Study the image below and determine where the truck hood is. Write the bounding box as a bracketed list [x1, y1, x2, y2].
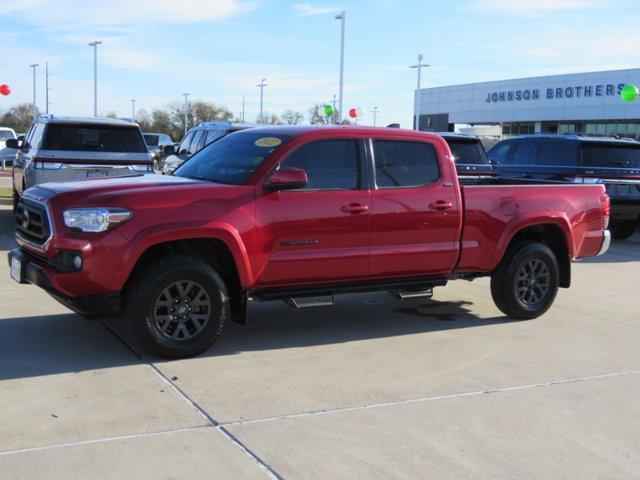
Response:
[37, 174, 253, 209]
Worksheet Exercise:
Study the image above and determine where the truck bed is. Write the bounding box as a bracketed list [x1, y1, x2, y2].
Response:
[457, 182, 607, 273]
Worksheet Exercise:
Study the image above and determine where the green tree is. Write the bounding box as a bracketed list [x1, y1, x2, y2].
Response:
[0, 103, 40, 132]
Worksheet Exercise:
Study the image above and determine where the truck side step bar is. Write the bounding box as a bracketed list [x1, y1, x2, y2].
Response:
[286, 294, 335, 309]
[250, 277, 447, 303]
[390, 288, 433, 300]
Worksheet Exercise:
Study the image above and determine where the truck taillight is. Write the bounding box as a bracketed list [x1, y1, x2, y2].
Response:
[600, 193, 610, 230]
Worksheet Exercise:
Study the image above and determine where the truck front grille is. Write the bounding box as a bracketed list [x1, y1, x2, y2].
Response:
[15, 199, 51, 246]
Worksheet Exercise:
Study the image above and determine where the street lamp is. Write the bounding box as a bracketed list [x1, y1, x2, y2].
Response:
[182, 93, 190, 134]
[256, 79, 267, 123]
[409, 54, 430, 130]
[29, 64, 38, 120]
[131, 99, 136, 121]
[45, 61, 52, 115]
[88, 41, 102, 117]
[370, 106, 379, 126]
[335, 11, 346, 123]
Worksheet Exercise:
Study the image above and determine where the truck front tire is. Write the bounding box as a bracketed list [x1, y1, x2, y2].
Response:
[490, 242, 559, 320]
[125, 255, 229, 358]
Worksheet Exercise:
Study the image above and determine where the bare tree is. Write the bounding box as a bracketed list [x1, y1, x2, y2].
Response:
[308, 104, 326, 125]
[0, 103, 41, 132]
[281, 109, 304, 125]
[257, 111, 283, 125]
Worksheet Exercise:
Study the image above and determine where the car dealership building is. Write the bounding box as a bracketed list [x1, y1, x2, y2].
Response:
[414, 68, 640, 139]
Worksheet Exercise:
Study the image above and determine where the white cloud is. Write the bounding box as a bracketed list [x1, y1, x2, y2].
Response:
[293, 3, 338, 16]
[0, 0, 255, 27]
[470, 0, 596, 13]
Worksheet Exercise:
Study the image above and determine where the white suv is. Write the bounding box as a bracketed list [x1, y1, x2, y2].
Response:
[0, 127, 17, 168]
[10, 116, 152, 209]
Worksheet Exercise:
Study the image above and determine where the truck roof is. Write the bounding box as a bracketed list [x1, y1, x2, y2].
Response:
[35, 115, 139, 127]
[233, 124, 446, 141]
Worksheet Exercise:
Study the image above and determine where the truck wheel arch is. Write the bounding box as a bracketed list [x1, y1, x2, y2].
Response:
[116, 223, 253, 290]
[494, 215, 573, 289]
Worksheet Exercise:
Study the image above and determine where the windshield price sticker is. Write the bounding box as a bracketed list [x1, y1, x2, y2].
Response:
[254, 137, 282, 148]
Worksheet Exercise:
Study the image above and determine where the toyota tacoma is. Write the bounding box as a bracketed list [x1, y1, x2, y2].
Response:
[9, 126, 611, 358]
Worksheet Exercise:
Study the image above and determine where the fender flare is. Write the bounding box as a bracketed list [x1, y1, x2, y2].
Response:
[114, 221, 253, 288]
[491, 211, 574, 267]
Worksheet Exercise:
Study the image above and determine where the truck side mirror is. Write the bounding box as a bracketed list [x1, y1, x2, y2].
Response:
[265, 167, 308, 191]
[163, 144, 176, 154]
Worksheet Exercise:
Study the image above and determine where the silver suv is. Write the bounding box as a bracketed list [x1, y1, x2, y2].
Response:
[10, 116, 152, 210]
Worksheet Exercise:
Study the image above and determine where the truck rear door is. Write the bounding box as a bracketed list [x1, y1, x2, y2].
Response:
[368, 138, 462, 277]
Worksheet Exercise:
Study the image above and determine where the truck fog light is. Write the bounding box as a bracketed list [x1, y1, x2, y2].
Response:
[73, 255, 83, 269]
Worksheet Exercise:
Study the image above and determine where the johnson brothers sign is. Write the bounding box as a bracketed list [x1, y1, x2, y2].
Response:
[485, 82, 628, 103]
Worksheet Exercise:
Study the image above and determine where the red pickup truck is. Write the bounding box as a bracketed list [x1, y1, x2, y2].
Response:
[9, 126, 611, 358]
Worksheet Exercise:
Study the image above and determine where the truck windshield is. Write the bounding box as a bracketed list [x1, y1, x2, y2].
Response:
[448, 140, 490, 165]
[581, 143, 640, 169]
[175, 132, 289, 185]
[42, 124, 147, 153]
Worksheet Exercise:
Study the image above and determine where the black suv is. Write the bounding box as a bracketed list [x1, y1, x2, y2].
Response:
[488, 135, 640, 239]
[438, 132, 494, 179]
[162, 121, 253, 174]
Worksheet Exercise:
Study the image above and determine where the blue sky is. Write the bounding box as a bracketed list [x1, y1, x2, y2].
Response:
[1, 0, 639, 129]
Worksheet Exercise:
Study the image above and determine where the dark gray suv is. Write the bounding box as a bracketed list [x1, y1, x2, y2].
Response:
[161, 121, 253, 174]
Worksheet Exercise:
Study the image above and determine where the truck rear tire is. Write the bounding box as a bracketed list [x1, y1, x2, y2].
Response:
[125, 255, 229, 359]
[610, 221, 636, 240]
[490, 242, 559, 320]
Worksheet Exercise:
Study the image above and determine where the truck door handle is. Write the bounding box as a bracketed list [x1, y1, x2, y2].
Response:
[341, 202, 369, 214]
[429, 200, 453, 211]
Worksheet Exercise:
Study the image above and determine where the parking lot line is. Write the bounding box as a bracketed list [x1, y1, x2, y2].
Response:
[221, 368, 640, 427]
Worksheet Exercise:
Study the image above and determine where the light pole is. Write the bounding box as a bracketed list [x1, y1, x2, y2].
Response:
[131, 99, 136, 121]
[330, 94, 338, 123]
[45, 61, 52, 115]
[29, 64, 38, 120]
[88, 41, 102, 116]
[335, 11, 346, 123]
[182, 93, 190, 135]
[370, 106, 379, 126]
[409, 54, 429, 130]
[241, 95, 246, 123]
[256, 78, 267, 123]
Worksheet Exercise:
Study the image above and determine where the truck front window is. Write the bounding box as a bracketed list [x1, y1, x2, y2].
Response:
[175, 132, 288, 185]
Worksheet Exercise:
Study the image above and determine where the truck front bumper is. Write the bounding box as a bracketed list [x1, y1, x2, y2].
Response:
[8, 248, 121, 319]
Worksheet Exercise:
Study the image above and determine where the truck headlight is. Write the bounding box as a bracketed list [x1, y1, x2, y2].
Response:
[63, 208, 132, 232]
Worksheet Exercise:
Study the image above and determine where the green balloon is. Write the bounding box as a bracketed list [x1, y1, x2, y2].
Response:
[620, 84, 638, 102]
[323, 104, 334, 116]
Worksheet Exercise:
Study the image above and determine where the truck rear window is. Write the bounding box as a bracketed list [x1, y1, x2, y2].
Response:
[581, 143, 640, 169]
[42, 124, 147, 153]
[143, 134, 159, 146]
[447, 140, 490, 165]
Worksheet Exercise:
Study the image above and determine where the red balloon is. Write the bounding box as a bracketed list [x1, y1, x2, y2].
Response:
[348, 108, 357, 118]
[0, 84, 10, 96]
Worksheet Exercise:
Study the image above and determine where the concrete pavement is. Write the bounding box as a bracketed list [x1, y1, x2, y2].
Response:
[0, 202, 639, 479]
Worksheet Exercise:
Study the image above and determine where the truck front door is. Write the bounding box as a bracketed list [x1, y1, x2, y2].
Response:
[255, 138, 370, 286]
